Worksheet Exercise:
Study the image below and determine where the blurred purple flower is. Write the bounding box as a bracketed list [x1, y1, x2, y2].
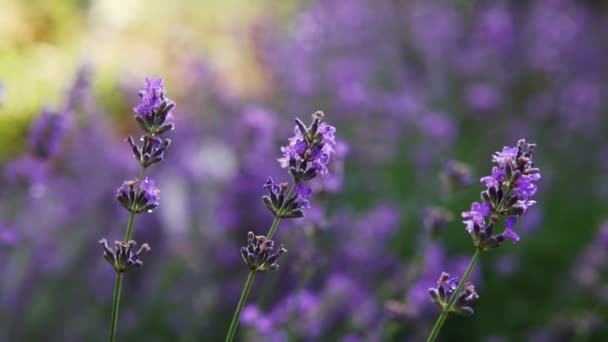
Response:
[27, 108, 71, 160]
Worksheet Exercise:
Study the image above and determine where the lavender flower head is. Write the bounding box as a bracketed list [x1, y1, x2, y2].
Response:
[241, 231, 287, 272]
[116, 177, 160, 213]
[463, 139, 541, 249]
[278, 111, 337, 181]
[263, 111, 337, 219]
[428, 272, 479, 316]
[132, 77, 175, 136]
[133, 77, 173, 118]
[99, 239, 151, 273]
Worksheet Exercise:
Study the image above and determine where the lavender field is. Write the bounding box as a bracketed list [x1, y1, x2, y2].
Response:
[0, 0, 607, 341]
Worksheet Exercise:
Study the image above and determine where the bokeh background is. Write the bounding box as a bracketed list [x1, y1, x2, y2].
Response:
[1, 0, 607, 341]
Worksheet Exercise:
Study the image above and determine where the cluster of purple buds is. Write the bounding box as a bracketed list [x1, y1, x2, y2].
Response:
[463, 139, 540, 250]
[132, 77, 175, 135]
[428, 272, 479, 316]
[241, 231, 287, 272]
[262, 178, 312, 219]
[127, 77, 174, 167]
[99, 239, 151, 273]
[116, 177, 160, 213]
[278, 111, 336, 182]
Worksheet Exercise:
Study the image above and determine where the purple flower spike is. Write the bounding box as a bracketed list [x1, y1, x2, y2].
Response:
[132, 77, 175, 135]
[465, 139, 540, 249]
[278, 111, 337, 182]
[262, 111, 337, 220]
[133, 77, 168, 118]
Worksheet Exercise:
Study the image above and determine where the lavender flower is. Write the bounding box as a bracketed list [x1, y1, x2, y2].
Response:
[126, 135, 171, 168]
[278, 111, 337, 182]
[428, 272, 479, 316]
[240, 231, 287, 272]
[464, 139, 541, 250]
[227, 112, 337, 342]
[99, 239, 151, 273]
[132, 77, 175, 135]
[116, 177, 160, 213]
[101, 77, 175, 342]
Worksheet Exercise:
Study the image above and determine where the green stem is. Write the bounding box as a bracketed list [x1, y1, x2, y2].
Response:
[107, 166, 147, 342]
[225, 183, 296, 342]
[426, 249, 481, 342]
[225, 270, 256, 342]
[108, 273, 123, 342]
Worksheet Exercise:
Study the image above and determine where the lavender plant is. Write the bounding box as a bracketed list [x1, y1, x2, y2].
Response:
[99, 77, 174, 342]
[426, 139, 541, 341]
[225, 111, 337, 342]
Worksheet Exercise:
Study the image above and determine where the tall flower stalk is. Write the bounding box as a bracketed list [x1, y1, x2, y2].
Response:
[426, 139, 541, 342]
[225, 111, 337, 342]
[99, 77, 175, 342]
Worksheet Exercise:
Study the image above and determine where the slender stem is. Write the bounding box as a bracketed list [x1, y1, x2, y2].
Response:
[108, 273, 123, 342]
[107, 166, 147, 342]
[225, 270, 256, 342]
[225, 183, 296, 342]
[426, 249, 481, 342]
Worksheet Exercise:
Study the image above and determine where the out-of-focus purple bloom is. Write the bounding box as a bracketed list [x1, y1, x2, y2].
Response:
[417, 112, 457, 144]
[27, 108, 71, 160]
[574, 222, 608, 304]
[423, 207, 454, 238]
[442, 159, 474, 192]
[465, 83, 502, 112]
[0, 223, 19, 245]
